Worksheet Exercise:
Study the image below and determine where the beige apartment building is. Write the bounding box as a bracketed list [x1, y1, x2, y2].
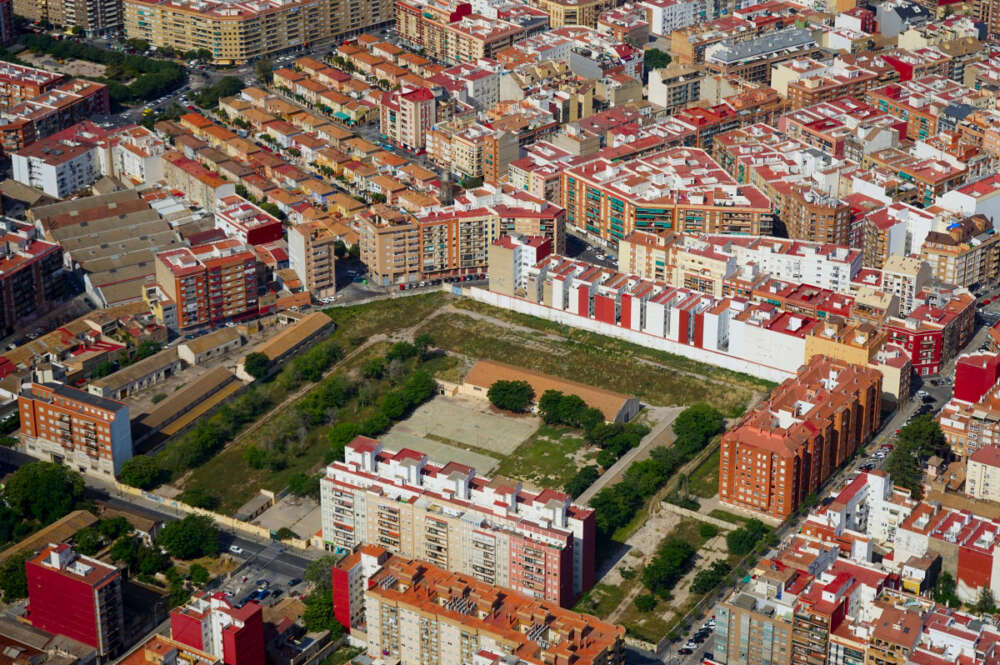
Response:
[123, 0, 393, 64]
[966, 446, 1000, 502]
[527, 0, 615, 27]
[289, 221, 337, 299]
[16, 0, 121, 36]
[920, 214, 1000, 289]
[426, 117, 519, 184]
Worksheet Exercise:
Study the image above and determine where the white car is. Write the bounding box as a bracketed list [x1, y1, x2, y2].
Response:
[229, 545, 244, 555]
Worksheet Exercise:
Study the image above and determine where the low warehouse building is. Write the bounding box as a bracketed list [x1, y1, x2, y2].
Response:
[177, 328, 244, 365]
[87, 348, 182, 400]
[235, 312, 334, 381]
[460, 360, 641, 422]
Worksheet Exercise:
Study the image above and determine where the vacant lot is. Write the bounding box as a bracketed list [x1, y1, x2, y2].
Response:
[494, 425, 596, 491]
[21, 52, 109, 78]
[417, 311, 757, 412]
[384, 395, 537, 456]
[688, 446, 721, 498]
[325, 292, 448, 349]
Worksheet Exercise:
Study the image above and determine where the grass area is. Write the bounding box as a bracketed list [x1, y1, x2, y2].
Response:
[453, 299, 774, 400]
[687, 446, 721, 499]
[322, 646, 363, 665]
[420, 352, 466, 384]
[324, 291, 449, 349]
[416, 311, 755, 412]
[179, 343, 393, 514]
[708, 509, 751, 525]
[621, 599, 673, 644]
[573, 583, 627, 619]
[493, 425, 593, 490]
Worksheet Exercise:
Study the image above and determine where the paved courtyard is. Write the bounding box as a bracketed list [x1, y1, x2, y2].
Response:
[252, 495, 322, 540]
[385, 394, 539, 455]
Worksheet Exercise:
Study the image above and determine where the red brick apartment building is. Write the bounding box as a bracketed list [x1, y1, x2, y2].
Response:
[18, 381, 132, 478]
[719, 355, 882, 519]
[170, 591, 265, 665]
[26, 544, 124, 658]
[0, 79, 109, 154]
[0, 62, 63, 109]
[885, 287, 975, 376]
[154, 240, 258, 331]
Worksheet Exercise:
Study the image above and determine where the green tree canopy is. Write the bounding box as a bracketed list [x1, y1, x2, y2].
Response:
[4, 462, 84, 524]
[644, 48, 671, 70]
[158, 515, 219, 559]
[243, 352, 270, 380]
[119, 455, 163, 490]
[487, 380, 535, 413]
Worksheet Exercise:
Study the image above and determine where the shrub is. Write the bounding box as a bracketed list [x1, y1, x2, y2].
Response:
[242, 352, 270, 380]
[634, 594, 657, 612]
[487, 380, 535, 413]
[120, 456, 164, 490]
[699, 523, 718, 539]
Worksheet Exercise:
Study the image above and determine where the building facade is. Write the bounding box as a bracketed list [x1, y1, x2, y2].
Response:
[26, 544, 124, 658]
[18, 382, 132, 478]
[320, 436, 596, 607]
[719, 355, 883, 519]
[169, 591, 265, 665]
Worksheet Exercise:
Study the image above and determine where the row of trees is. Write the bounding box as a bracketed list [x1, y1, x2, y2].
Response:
[21, 34, 186, 105]
[119, 336, 344, 490]
[726, 518, 770, 556]
[588, 404, 725, 542]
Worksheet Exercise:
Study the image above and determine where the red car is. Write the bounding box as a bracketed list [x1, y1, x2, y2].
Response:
[187, 105, 196, 111]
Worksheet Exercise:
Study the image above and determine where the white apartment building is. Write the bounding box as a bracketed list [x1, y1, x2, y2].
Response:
[12, 137, 99, 198]
[882, 255, 932, 316]
[640, 0, 701, 35]
[320, 437, 595, 606]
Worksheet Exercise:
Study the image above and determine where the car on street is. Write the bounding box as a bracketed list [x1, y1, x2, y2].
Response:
[288, 578, 302, 587]
[229, 545, 244, 555]
[679, 648, 694, 655]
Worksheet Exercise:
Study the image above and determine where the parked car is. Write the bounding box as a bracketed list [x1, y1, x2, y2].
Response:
[229, 545, 244, 555]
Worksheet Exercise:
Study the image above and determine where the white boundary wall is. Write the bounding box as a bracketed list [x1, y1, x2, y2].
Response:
[461, 286, 795, 384]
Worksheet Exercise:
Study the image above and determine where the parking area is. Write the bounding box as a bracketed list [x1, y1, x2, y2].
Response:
[252, 495, 322, 540]
[218, 543, 307, 609]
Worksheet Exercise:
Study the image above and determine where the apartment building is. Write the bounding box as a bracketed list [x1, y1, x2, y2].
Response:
[18, 381, 132, 478]
[0, 63, 63, 110]
[867, 77, 988, 142]
[0, 219, 63, 336]
[617, 230, 861, 296]
[15, 0, 121, 35]
[331, 545, 392, 633]
[360, 185, 565, 286]
[288, 221, 337, 299]
[719, 355, 883, 519]
[779, 96, 904, 161]
[919, 214, 1000, 289]
[640, 0, 701, 36]
[380, 87, 436, 152]
[320, 436, 596, 606]
[525, 0, 615, 27]
[124, 0, 393, 64]
[396, 0, 525, 63]
[704, 28, 821, 84]
[154, 240, 258, 331]
[102, 125, 167, 185]
[646, 63, 704, 114]
[426, 117, 518, 184]
[160, 152, 234, 212]
[561, 147, 773, 245]
[885, 286, 975, 375]
[214, 195, 283, 247]
[597, 3, 649, 44]
[26, 544, 124, 658]
[12, 126, 102, 198]
[360, 555, 623, 665]
[882, 255, 932, 316]
[966, 446, 1000, 501]
[777, 182, 851, 246]
[0, 79, 110, 155]
[170, 591, 265, 665]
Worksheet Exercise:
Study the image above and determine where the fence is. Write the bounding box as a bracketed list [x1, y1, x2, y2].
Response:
[113, 482, 313, 551]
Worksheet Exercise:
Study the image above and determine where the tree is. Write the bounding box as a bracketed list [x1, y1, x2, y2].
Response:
[275, 527, 297, 540]
[303, 587, 344, 634]
[180, 489, 218, 510]
[98, 517, 131, 541]
[726, 519, 769, 556]
[71, 25, 84, 35]
[641, 538, 696, 598]
[634, 594, 657, 612]
[690, 560, 732, 594]
[380, 391, 410, 420]
[386, 341, 417, 362]
[0, 552, 31, 601]
[254, 59, 273, 84]
[109, 536, 139, 566]
[564, 466, 600, 498]
[91, 360, 116, 378]
[3, 462, 84, 524]
[487, 380, 535, 413]
[125, 38, 149, 52]
[189, 563, 210, 586]
[673, 403, 724, 456]
[158, 515, 219, 559]
[644, 47, 671, 70]
[362, 357, 385, 379]
[74, 527, 103, 555]
[699, 523, 719, 539]
[975, 587, 996, 615]
[934, 572, 960, 607]
[304, 554, 339, 592]
[120, 455, 163, 490]
[288, 472, 321, 498]
[243, 352, 270, 380]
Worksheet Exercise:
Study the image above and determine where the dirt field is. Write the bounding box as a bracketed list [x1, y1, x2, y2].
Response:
[383, 394, 539, 456]
[21, 52, 108, 79]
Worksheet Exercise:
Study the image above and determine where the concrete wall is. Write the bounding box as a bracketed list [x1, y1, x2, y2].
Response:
[460, 286, 793, 383]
